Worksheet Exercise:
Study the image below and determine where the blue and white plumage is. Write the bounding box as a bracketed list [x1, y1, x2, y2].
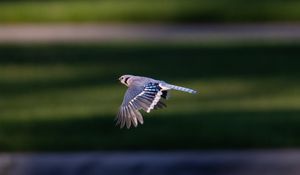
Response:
[116, 75, 197, 129]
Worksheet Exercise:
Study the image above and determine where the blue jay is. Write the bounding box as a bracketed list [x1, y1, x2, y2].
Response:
[116, 75, 197, 129]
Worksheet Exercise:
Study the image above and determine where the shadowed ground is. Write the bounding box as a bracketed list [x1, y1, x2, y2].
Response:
[1, 151, 300, 175]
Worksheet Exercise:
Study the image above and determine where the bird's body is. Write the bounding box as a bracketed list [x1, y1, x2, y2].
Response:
[116, 75, 197, 129]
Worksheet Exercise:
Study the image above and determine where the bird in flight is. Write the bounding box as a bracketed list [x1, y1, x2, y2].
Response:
[116, 75, 197, 129]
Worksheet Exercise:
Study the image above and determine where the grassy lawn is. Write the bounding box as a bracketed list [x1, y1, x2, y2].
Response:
[0, 43, 299, 151]
[0, 0, 300, 23]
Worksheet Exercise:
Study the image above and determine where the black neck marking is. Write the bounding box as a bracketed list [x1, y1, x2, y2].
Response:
[124, 77, 130, 84]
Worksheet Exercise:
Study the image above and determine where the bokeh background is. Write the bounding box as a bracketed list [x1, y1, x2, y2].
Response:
[1, 44, 300, 151]
[0, 0, 300, 174]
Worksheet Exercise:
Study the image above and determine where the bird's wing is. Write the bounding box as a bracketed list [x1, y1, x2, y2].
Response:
[116, 82, 167, 129]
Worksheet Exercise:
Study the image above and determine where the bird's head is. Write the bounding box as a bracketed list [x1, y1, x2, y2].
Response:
[119, 75, 132, 86]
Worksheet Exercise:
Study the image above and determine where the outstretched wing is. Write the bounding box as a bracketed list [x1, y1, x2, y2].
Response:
[116, 82, 167, 129]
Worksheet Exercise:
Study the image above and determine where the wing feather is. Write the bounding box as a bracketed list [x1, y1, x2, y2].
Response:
[116, 82, 167, 129]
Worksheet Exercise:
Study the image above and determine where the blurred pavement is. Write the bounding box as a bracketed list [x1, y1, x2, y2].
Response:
[1, 24, 300, 43]
[1, 151, 300, 175]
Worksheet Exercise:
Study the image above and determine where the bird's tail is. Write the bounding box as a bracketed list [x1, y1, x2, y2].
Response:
[163, 84, 197, 94]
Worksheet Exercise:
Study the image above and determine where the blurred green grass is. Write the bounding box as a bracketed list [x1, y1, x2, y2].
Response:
[0, 43, 300, 151]
[0, 0, 300, 23]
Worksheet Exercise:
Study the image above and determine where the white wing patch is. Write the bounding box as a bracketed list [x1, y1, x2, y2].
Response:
[147, 90, 163, 113]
